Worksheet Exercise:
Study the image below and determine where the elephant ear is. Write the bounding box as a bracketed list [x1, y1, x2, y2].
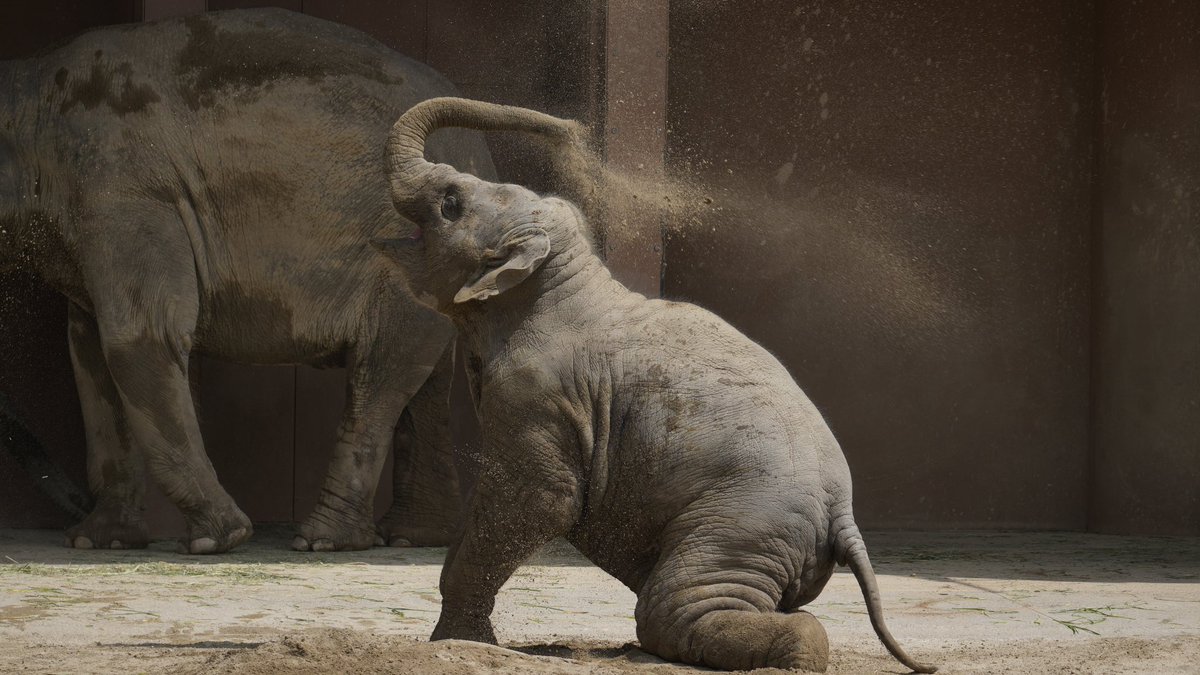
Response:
[454, 228, 551, 304]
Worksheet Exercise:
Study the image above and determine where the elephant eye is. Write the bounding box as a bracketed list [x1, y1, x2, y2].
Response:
[440, 192, 463, 221]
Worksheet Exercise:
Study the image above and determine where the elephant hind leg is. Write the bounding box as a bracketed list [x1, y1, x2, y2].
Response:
[100, 321, 251, 554]
[681, 608, 828, 672]
[64, 304, 148, 550]
[638, 586, 829, 671]
[80, 210, 250, 554]
[634, 524, 829, 671]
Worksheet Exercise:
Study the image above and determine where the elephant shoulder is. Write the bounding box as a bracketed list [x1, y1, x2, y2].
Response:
[484, 355, 563, 407]
[627, 300, 748, 354]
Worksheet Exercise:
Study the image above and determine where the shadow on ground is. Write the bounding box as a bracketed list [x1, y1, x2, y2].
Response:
[861, 530, 1200, 584]
[2, 527, 1196, 583]
[0, 525, 584, 568]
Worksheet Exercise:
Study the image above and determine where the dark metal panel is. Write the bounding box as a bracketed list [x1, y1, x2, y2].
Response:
[141, 0, 206, 21]
[0, 1, 138, 58]
[1092, 0, 1200, 535]
[303, 0, 428, 61]
[425, 0, 547, 95]
[195, 358, 297, 524]
[207, 0, 300, 11]
[292, 366, 395, 523]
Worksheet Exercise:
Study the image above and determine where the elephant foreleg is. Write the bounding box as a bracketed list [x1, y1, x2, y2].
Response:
[432, 452, 580, 643]
[292, 299, 454, 552]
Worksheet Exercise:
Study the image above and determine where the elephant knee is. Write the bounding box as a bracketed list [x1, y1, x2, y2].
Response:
[102, 331, 189, 377]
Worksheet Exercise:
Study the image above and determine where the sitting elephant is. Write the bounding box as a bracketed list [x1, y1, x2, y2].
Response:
[0, 9, 492, 553]
[377, 97, 937, 673]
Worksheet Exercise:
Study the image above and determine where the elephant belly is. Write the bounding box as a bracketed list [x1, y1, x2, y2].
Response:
[567, 518, 663, 593]
[192, 284, 355, 367]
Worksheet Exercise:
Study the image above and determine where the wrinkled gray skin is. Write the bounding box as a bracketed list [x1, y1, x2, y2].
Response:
[0, 9, 492, 554]
[380, 98, 937, 673]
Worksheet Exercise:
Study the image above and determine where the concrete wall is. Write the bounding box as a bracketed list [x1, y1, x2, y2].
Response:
[665, 0, 1096, 529]
[1092, 0, 1200, 535]
[0, 1, 1195, 535]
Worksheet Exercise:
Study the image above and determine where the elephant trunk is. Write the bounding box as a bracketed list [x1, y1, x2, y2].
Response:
[0, 393, 94, 522]
[386, 97, 585, 206]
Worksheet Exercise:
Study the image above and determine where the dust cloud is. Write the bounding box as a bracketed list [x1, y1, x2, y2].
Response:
[534, 130, 967, 349]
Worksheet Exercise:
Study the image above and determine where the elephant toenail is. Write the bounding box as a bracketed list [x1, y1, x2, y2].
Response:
[228, 528, 249, 545]
[190, 537, 218, 554]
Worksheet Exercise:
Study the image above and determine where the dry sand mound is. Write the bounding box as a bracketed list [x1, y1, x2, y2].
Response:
[188, 629, 695, 675]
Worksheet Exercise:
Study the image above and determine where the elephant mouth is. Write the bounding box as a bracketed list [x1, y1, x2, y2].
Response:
[408, 225, 424, 241]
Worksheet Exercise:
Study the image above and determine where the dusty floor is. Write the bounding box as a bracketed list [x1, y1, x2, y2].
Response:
[1, 528, 1197, 674]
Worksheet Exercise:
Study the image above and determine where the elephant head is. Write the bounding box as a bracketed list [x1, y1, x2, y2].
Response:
[380, 97, 594, 310]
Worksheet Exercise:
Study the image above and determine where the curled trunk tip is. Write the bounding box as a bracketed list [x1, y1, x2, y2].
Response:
[386, 96, 587, 183]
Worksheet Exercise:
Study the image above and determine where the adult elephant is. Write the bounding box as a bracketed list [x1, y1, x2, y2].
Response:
[0, 9, 490, 553]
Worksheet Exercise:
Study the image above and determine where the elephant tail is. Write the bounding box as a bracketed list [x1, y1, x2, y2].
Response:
[0, 394, 94, 522]
[835, 522, 938, 674]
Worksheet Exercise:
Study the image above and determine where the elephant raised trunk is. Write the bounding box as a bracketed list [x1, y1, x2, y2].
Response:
[0, 393, 94, 522]
[386, 97, 586, 209]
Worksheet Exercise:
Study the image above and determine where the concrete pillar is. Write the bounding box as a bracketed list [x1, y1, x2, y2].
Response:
[599, 0, 668, 297]
[1092, 1, 1200, 535]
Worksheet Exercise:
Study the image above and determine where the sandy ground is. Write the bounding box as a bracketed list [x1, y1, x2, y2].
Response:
[1, 528, 1197, 674]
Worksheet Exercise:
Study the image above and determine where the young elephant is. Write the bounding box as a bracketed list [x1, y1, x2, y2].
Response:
[379, 98, 936, 673]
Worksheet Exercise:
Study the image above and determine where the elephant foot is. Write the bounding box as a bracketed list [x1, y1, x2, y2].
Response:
[181, 506, 253, 554]
[769, 611, 830, 672]
[375, 507, 459, 547]
[291, 502, 375, 552]
[65, 504, 149, 550]
[431, 610, 497, 644]
[667, 608, 829, 672]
